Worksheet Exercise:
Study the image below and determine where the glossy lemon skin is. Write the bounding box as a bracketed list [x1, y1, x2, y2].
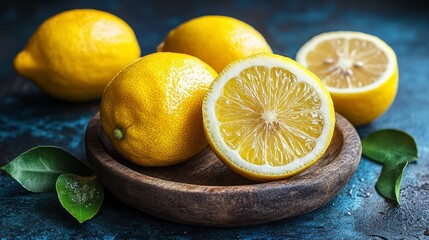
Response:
[158, 15, 272, 73]
[100, 52, 217, 167]
[14, 9, 141, 102]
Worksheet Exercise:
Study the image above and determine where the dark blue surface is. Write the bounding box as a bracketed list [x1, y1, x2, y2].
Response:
[1, 1, 429, 239]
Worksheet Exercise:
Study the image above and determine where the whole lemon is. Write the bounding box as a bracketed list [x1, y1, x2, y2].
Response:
[100, 52, 217, 167]
[14, 9, 141, 102]
[157, 15, 272, 73]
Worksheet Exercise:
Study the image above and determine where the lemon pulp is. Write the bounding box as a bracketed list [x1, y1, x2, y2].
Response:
[305, 38, 389, 89]
[216, 66, 324, 166]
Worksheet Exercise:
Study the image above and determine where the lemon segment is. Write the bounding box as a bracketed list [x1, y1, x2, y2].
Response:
[296, 31, 398, 126]
[203, 54, 335, 181]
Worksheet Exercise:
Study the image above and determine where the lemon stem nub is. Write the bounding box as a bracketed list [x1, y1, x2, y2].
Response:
[113, 128, 124, 140]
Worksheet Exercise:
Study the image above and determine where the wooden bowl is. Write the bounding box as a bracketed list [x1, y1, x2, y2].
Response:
[85, 112, 361, 227]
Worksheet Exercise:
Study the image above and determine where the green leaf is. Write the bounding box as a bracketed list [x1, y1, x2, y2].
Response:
[362, 129, 419, 205]
[362, 129, 418, 165]
[56, 174, 104, 223]
[0, 146, 92, 192]
[375, 161, 408, 205]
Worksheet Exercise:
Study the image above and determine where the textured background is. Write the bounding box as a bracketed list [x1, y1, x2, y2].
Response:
[1, 0, 428, 239]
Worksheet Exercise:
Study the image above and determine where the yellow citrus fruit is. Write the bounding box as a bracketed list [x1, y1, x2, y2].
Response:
[14, 9, 141, 102]
[157, 15, 272, 73]
[203, 53, 335, 181]
[296, 31, 398, 126]
[100, 52, 217, 167]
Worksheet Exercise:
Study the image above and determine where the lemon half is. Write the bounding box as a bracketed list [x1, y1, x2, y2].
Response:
[296, 31, 398, 126]
[203, 54, 335, 181]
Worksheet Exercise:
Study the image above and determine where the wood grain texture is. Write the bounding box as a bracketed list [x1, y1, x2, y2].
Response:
[85, 112, 361, 227]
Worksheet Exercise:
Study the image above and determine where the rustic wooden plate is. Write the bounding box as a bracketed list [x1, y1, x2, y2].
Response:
[85, 112, 361, 227]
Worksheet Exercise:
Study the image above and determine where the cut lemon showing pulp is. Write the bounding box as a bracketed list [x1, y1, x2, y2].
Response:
[296, 31, 398, 126]
[203, 54, 335, 181]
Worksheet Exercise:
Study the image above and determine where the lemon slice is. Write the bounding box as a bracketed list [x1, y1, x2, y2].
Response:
[296, 31, 398, 126]
[203, 54, 335, 181]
